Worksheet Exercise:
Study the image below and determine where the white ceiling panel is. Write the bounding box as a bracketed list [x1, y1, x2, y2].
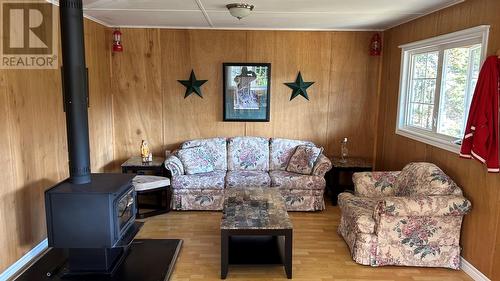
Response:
[83, 0, 200, 10]
[77, 0, 465, 30]
[84, 10, 210, 28]
[201, 0, 459, 14]
[207, 11, 398, 30]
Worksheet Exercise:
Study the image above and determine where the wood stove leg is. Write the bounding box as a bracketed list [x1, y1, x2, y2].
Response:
[221, 230, 229, 279]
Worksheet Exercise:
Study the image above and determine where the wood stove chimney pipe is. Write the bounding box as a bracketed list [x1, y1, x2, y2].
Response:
[59, 0, 91, 184]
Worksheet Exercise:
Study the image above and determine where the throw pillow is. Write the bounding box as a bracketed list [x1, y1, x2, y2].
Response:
[286, 145, 323, 175]
[177, 146, 215, 175]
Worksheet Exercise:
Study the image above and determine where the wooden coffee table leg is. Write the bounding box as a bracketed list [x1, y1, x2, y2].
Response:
[221, 230, 229, 279]
[284, 229, 293, 279]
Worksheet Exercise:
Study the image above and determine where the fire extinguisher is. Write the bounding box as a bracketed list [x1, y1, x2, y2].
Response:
[370, 33, 382, 56]
[113, 30, 123, 52]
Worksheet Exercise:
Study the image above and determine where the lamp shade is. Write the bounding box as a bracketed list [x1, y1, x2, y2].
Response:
[226, 3, 254, 19]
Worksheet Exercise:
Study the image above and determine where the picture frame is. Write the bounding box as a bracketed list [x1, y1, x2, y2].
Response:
[223, 63, 271, 122]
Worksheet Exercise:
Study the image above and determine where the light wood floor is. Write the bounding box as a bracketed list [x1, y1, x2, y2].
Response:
[136, 202, 472, 281]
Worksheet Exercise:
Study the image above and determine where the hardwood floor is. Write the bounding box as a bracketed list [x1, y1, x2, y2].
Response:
[136, 201, 472, 281]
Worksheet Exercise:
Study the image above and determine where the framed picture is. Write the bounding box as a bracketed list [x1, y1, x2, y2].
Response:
[223, 63, 271, 122]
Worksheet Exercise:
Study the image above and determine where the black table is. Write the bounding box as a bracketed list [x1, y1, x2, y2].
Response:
[122, 157, 171, 218]
[221, 188, 293, 279]
[121, 156, 166, 176]
[135, 185, 172, 219]
[327, 157, 373, 205]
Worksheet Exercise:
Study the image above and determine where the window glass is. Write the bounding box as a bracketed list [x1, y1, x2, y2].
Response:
[408, 52, 438, 130]
[437, 44, 481, 138]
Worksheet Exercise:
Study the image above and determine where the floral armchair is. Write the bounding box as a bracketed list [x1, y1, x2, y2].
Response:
[338, 162, 471, 269]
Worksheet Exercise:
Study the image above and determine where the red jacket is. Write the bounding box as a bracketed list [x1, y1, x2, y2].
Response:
[460, 56, 499, 173]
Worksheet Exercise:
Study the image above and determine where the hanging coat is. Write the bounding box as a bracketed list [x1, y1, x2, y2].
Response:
[459, 56, 500, 173]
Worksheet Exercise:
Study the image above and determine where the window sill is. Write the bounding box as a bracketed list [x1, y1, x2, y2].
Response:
[395, 127, 461, 154]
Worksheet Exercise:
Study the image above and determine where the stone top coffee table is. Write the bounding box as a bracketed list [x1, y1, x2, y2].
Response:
[220, 188, 293, 279]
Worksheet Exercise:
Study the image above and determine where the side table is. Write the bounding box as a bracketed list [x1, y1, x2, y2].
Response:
[132, 175, 171, 218]
[327, 157, 373, 205]
[122, 156, 171, 218]
[121, 156, 166, 176]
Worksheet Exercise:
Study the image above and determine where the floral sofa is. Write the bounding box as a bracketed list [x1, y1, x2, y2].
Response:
[338, 162, 471, 269]
[164, 137, 332, 211]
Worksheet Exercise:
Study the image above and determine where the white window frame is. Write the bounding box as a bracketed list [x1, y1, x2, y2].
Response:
[396, 25, 490, 153]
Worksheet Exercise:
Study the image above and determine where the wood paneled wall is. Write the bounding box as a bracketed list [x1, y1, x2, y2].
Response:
[4, 0, 500, 278]
[375, 0, 500, 279]
[0, 19, 113, 272]
[110, 29, 381, 165]
[0, 24, 381, 273]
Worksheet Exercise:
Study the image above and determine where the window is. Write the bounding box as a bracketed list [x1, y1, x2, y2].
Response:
[396, 26, 490, 153]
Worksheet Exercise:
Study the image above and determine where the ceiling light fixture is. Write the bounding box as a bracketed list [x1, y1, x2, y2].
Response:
[226, 3, 254, 20]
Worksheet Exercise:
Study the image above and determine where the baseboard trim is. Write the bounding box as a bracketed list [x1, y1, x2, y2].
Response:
[462, 257, 490, 281]
[0, 239, 48, 281]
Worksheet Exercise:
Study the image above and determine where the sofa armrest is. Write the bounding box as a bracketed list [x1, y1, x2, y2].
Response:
[164, 154, 184, 176]
[375, 195, 471, 218]
[353, 171, 400, 197]
[312, 154, 332, 177]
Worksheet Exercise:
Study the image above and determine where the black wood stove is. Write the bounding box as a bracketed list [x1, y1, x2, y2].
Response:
[24, 1, 182, 280]
[45, 173, 142, 276]
[42, 0, 144, 277]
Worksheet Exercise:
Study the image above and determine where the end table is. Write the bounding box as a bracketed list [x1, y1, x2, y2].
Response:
[121, 156, 166, 176]
[122, 156, 171, 218]
[132, 175, 171, 218]
[327, 157, 373, 205]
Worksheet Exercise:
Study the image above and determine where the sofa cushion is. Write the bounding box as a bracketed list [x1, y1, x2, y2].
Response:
[353, 171, 399, 197]
[269, 170, 325, 190]
[171, 188, 224, 211]
[177, 146, 215, 175]
[279, 188, 325, 211]
[227, 137, 269, 171]
[181, 137, 227, 171]
[270, 138, 315, 171]
[226, 170, 271, 188]
[338, 192, 378, 234]
[286, 145, 323, 175]
[172, 171, 226, 190]
[394, 162, 462, 197]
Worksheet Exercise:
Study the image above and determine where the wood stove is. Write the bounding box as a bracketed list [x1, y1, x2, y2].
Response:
[33, 1, 181, 280]
[43, 0, 144, 276]
[45, 174, 142, 275]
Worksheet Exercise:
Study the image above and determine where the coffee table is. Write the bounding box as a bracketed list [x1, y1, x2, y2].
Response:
[220, 187, 293, 279]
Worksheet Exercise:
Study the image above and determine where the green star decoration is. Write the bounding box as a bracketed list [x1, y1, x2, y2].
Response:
[284, 72, 314, 101]
[178, 70, 207, 98]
